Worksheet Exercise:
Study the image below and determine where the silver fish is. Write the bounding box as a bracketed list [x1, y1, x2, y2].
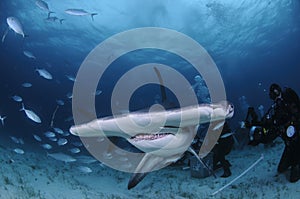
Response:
[36, 68, 52, 80]
[10, 136, 20, 144]
[12, 95, 22, 102]
[47, 152, 76, 163]
[77, 166, 92, 173]
[41, 143, 52, 150]
[20, 103, 42, 123]
[2, 17, 26, 43]
[44, 131, 55, 138]
[48, 137, 58, 142]
[13, 148, 24, 154]
[36, 0, 50, 11]
[33, 134, 42, 142]
[35, 0, 54, 17]
[65, 9, 97, 21]
[69, 147, 80, 154]
[53, 127, 64, 134]
[57, 138, 68, 146]
[22, 82, 32, 88]
[23, 51, 36, 59]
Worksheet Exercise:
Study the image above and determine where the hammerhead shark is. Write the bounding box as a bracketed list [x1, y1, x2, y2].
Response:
[69, 68, 234, 189]
[70, 100, 234, 188]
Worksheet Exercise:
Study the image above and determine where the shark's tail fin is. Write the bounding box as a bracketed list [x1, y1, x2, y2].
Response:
[91, 13, 98, 21]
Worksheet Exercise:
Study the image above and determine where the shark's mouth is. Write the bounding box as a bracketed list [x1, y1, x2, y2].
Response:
[130, 133, 173, 142]
[127, 132, 176, 153]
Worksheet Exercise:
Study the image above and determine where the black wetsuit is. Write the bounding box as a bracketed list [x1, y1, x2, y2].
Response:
[256, 88, 300, 182]
[212, 121, 234, 177]
[273, 91, 300, 182]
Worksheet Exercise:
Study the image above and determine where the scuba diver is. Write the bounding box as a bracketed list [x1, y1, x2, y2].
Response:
[245, 83, 300, 182]
[212, 120, 234, 177]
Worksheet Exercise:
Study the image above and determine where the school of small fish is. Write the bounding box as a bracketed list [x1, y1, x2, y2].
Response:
[0, 1, 104, 176]
[7, 124, 98, 176]
[2, 0, 98, 43]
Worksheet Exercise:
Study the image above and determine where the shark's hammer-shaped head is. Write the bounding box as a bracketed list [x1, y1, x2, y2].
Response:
[70, 100, 234, 140]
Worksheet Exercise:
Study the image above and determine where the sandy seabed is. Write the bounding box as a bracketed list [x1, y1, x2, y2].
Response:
[0, 137, 299, 199]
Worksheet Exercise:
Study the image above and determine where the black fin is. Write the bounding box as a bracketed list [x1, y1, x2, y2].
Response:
[128, 172, 148, 190]
[91, 13, 98, 21]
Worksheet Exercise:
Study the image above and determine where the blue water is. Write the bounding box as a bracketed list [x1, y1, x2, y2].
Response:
[0, 0, 300, 196]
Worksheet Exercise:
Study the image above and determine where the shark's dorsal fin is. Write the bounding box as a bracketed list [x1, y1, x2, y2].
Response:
[154, 66, 167, 104]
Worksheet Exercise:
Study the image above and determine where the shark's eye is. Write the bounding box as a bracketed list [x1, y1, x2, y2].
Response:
[229, 104, 234, 112]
